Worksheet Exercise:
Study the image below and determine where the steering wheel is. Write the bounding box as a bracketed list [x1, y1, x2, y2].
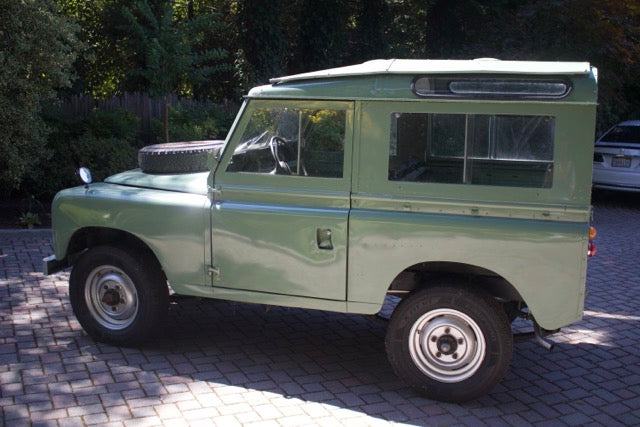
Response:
[269, 136, 292, 175]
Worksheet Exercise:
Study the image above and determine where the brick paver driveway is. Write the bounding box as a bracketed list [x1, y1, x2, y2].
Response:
[1, 192, 639, 426]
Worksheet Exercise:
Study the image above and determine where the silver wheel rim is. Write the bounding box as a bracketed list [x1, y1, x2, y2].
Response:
[84, 265, 138, 330]
[409, 308, 486, 383]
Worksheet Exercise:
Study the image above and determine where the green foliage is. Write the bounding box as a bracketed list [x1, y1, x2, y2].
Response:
[119, 0, 193, 97]
[351, 0, 389, 62]
[290, 0, 352, 73]
[427, 0, 640, 131]
[151, 101, 235, 142]
[18, 194, 44, 228]
[113, 0, 232, 141]
[22, 108, 139, 199]
[49, 0, 640, 133]
[84, 108, 140, 141]
[64, 0, 231, 98]
[0, 0, 80, 196]
[305, 110, 345, 152]
[19, 212, 41, 229]
[236, 0, 287, 86]
[5, 0, 639, 201]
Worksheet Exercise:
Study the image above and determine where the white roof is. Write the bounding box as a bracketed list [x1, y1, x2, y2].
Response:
[270, 58, 592, 84]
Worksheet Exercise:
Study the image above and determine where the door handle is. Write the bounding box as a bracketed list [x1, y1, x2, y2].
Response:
[316, 228, 333, 250]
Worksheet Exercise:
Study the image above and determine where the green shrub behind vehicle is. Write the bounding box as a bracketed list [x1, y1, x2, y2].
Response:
[23, 108, 139, 200]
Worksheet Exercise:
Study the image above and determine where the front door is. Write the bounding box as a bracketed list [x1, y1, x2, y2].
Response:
[210, 100, 353, 301]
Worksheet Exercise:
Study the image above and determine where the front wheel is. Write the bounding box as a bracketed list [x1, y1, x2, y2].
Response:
[69, 246, 168, 346]
[385, 285, 512, 402]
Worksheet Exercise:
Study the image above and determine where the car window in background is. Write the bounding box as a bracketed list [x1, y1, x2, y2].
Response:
[599, 125, 640, 144]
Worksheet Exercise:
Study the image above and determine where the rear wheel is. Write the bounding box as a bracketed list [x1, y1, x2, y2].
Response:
[69, 246, 168, 345]
[385, 284, 512, 402]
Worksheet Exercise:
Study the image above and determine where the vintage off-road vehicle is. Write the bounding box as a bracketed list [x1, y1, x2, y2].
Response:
[44, 59, 598, 402]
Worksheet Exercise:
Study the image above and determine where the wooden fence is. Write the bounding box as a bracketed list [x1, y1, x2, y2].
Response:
[59, 93, 203, 143]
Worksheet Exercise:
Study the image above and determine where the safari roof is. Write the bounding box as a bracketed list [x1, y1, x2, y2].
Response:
[247, 59, 597, 103]
[269, 59, 592, 84]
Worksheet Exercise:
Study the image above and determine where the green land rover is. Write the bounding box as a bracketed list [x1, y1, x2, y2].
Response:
[44, 59, 598, 402]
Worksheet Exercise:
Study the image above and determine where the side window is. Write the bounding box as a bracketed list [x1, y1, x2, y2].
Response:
[388, 112, 555, 188]
[226, 107, 346, 178]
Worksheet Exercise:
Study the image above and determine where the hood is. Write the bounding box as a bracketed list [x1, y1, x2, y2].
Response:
[104, 169, 209, 195]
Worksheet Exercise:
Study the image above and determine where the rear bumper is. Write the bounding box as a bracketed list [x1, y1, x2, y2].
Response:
[42, 254, 68, 275]
[592, 166, 640, 192]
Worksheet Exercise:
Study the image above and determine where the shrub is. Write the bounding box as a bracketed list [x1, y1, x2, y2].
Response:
[151, 100, 235, 142]
[22, 107, 139, 200]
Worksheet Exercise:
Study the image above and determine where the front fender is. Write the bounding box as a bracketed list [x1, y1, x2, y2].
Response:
[51, 183, 211, 291]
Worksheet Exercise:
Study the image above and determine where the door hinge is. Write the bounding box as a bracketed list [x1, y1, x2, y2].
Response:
[208, 265, 220, 278]
[207, 186, 221, 200]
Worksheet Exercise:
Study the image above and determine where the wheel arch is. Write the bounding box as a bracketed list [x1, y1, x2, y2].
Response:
[66, 227, 166, 282]
[387, 261, 524, 303]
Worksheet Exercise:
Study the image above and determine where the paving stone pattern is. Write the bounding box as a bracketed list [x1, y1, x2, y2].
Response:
[1, 195, 639, 426]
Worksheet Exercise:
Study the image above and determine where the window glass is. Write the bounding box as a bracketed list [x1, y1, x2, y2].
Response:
[430, 114, 465, 157]
[493, 115, 554, 160]
[413, 77, 570, 99]
[226, 107, 346, 178]
[389, 112, 555, 188]
[599, 125, 640, 144]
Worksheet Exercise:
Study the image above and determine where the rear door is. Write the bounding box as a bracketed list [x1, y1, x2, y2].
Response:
[210, 100, 353, 300]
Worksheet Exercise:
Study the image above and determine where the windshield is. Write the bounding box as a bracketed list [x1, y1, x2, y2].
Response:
[599, 125, 640, 144]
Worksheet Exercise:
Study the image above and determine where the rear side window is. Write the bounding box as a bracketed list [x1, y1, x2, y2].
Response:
[599, 125, 640, 144]
[389, 113, 555, 188]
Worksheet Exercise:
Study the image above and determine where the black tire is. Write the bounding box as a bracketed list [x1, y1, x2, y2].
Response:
[69, 245, 169, 346]
[138, 140, 224, 174]
[385, 284, 513, 403]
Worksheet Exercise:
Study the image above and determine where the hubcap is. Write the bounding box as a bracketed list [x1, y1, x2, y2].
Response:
[84, 265, 138, 330]
[409, 308, 486, 383]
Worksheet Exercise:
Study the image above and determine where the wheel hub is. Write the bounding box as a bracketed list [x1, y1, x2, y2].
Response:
[437, 335, 458, 355]
[101, 288, 121, 306]
[85, 266, 138, 330]
[409, 308, 486, 383]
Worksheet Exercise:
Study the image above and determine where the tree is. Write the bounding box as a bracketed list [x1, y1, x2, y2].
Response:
[444, 0, 640, 130]
[385, 0, 429, 58]
[0, 0, 79, 195]
[114, 0, 229, 141]
[56, 0, 129, 97]
[290, 0, 352, 73]
[236, 0, 288, 86]
[513, 0, 640, 130]
[351, 0, 389, 63]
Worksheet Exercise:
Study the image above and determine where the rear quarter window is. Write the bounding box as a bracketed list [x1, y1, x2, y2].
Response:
[389, 112, 555, 188]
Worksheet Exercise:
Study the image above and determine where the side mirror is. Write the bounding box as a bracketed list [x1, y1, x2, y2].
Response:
[78, 167, 92, 188]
